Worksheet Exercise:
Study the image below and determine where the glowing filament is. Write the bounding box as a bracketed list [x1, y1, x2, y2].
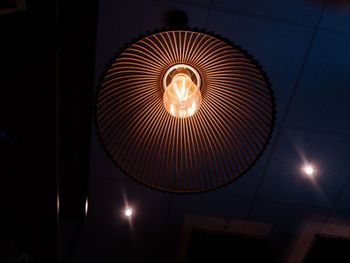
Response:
[163, 64, 201, 118]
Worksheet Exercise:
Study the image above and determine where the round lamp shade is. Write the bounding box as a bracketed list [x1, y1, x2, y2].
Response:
[96, 30, 275, 193]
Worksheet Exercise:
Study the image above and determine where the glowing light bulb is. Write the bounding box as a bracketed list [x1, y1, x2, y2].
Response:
[303, 164, 315, 176]
[163, 64, 201, 118]
[124, 208, 133, 217]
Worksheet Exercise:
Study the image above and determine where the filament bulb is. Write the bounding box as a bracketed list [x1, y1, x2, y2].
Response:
[163, 64, 201, 118]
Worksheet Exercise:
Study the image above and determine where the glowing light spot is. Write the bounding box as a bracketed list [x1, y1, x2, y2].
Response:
[124, 208, 133, 217]
[303, 164, 315, 176]
[170, 104, 175, 115]
[85, 198, 88, 216]
[57, 194, 60, 215]
[163, 64, 201, 118]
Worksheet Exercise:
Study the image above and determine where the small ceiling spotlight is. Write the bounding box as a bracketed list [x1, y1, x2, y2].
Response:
[95, 22, 275, 193]
[303, 164, 315, 177]
[124, 207, 133, 217]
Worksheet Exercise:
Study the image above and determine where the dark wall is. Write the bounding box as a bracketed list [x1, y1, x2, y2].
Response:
[0, 1, 56, 262]
[57, 0, 98, 220]
[0, 0, 98, 262]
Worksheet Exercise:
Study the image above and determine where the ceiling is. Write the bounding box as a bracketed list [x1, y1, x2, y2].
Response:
[67, 0, 350, 261]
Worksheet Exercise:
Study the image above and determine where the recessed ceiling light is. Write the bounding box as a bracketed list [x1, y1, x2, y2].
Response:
[124, 207, 133, 217]
[303, 164, 315, 176]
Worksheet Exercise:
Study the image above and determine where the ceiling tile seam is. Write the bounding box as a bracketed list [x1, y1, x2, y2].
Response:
[283, 213, 329, 262]
[256, 197, 330, 211]
[212, 192, 331, 211]
[208, 5, 319, 30]
[91, 175, 335, 211]
[178, 0, 326, 30]
[204, 0, 214, 29]
[241, 2, 327, 234]
[211, 192, 252, 200]
[320, 172, 350, 232]
[284, 124, 350, 136]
